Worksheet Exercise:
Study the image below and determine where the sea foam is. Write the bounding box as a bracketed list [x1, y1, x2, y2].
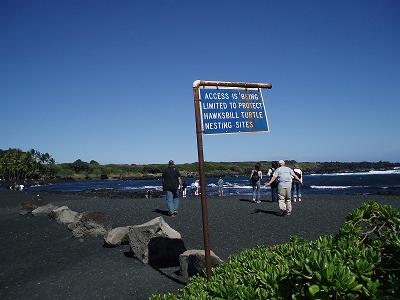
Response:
[123, 185, 162, 191]
[309, 169, 400, 176]
[310, 185, 368, 190]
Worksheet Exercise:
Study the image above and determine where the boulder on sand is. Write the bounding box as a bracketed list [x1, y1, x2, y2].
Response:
[19, 196, 48, 215]
[128, 217, 186, 267]
[49, 206, 81, 225]
[179, 249, 223, 279]
[104, 226, 130, 247]
[69, 211, 112, 238]
[31, 204, 58, 216]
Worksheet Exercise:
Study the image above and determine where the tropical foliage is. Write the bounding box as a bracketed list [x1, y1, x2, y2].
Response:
[0, 148, 55, 181]
[151, 202, 400, 299]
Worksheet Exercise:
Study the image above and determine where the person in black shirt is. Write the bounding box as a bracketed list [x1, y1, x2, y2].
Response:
[161, 160, 182, 216]
[267, 161, 279, 202]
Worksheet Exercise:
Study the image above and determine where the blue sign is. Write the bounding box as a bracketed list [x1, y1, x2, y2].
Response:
[199, 88, 269, 135]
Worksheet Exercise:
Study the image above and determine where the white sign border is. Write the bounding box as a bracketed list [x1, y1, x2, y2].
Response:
[199, 86, 270, 136]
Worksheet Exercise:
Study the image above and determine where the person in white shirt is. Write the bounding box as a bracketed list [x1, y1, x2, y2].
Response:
[250, 163, 263, 203]
[266, 160, 301, 216]
[194, 180, 200, 195]
[292, 165, 303, 202]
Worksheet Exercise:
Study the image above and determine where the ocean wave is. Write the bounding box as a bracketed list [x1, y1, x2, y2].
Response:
[33, 183, 54, 187]
[27, 183, 53, 189]
[309, 169, 400, 176]
[381, 185, 400, 189]
[310, 185, 368, 190]
[210, 182, 269, 189]
[123, 185, 162, 191]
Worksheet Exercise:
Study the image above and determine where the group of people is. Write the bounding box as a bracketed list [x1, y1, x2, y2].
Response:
[250, 160, 303, 216]
[161, 159, 303, 218]
[9, 183, 24, 191]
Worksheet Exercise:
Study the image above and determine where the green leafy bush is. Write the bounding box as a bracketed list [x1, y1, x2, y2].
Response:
[151, 202, 400, 299]
[0, 148, 55, 181]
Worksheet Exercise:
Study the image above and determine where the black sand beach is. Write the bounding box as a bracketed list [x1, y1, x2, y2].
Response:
[1, 188, 399, 299]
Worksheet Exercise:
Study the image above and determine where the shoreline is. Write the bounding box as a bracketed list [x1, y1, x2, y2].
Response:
[27, 187, 400, 198]
[3, 165, 400, 199]
[1, 189, 400, 299]
[2, 166, 399, 189]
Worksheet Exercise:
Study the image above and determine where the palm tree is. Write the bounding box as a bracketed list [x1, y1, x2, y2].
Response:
[0, 148, 56, 181]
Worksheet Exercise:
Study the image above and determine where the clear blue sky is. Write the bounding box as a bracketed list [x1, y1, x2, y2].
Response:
[1, 0, 399, 164]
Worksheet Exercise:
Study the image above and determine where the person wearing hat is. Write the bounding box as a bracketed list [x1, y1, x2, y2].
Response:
[265, 160, 301, 216]
[162, 160, 182, 216]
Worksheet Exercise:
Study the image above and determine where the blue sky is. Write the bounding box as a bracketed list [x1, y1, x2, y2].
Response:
[1, 0, 399, 164]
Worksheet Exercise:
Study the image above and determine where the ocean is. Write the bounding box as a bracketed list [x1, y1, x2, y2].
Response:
[27, 169, 400, 197]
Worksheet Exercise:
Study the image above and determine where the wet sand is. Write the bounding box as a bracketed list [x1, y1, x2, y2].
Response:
[1, 188, 399, 299]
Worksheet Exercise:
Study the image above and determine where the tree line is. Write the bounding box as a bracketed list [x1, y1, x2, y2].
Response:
[1, 148, 399, 182]
[0, 148, 56, 182]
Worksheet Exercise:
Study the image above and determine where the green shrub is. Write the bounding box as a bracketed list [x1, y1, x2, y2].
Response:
[151, 202, 400, 299]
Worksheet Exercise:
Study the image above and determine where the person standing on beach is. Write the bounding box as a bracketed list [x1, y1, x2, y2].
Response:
[292, 165, 303, 202]
[250, 163, 262, 203]
[217, 177, 224, 197]
[194, 179, 200, 195]
[162, 160, 182, 217]
[181, 179, 188, 198]
[267, 161, 279, 202]
[265, 160, 301, 216]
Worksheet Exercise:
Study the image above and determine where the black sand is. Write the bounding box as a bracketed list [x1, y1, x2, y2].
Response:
[1, 189, 399, 299]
